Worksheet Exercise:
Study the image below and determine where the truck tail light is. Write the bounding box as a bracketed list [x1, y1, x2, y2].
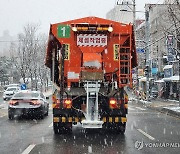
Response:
[109, 98, 118, 109]
[52, 100, 60, 108]
[63, 99, 72, 109]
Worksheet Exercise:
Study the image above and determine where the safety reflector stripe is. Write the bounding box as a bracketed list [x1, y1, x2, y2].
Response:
[53, 117, 82, 123]
[103, 117, 106, 122]
[53, 117, 127, 123]
[68, 117, 72, 122]
[109, 117, 113, 122]
[62, 117, 66, 122]
[53, 117, 59, 122]
[102, 117, 127, 123]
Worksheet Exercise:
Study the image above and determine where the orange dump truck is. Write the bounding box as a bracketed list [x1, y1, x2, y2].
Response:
[45, 16, 137, 134]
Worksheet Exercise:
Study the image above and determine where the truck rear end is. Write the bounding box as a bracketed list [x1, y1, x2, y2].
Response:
[45, 16, 137, 134]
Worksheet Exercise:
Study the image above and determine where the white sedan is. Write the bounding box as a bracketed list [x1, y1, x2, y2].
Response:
[3, 87, 20, 100]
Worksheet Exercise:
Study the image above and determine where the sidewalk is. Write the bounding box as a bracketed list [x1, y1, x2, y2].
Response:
[126, 88, 180, 117]
[131, 97, 180, 117]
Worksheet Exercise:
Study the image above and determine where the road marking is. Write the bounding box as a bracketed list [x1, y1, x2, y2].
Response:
[129, 112, 152, 114]
[136, 107, 146, 111]
[128, 107, 135, 111]
[137, 129, 155, 140]
[22, 144, 36, 154]
[0, 114, 6, 118]
[49, 122, 53, 127]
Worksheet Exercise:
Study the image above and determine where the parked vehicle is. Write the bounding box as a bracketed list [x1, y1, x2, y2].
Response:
[150, 86, 158, 98]
[3, 84, 20, 91]
[3, 87, 20, 100]
[45, 16, 137, 134]
[8, 90, 49, 119]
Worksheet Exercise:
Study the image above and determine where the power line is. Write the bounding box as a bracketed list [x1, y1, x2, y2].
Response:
[144, 24, 180, 49]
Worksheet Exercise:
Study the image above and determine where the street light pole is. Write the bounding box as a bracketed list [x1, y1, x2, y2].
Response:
[132, 0, 139, 102]
[145, 7, 150, 101]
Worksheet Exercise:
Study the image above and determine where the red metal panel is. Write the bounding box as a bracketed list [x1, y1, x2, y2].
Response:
[45, 16, 137, 88]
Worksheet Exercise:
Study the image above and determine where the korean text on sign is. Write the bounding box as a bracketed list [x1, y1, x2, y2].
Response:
[77, 34, 107, 47]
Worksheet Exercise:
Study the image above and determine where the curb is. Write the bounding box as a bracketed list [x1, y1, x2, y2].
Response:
[134, 99, 180, 118]
[161, 107, 180, 117]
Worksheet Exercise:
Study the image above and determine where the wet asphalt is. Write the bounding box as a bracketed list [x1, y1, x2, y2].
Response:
[0, 97, 180, 154]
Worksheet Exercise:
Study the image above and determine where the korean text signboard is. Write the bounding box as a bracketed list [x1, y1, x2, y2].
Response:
[113, 44, 119, 61]
[77, 34, 107, 47]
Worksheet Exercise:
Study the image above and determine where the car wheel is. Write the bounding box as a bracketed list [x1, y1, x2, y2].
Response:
[39, 111, 45, 119]
[45, 108, 49, 116]
[45, 105, 49, 116]
[53, 122, 60, 134]
[8, 110, 14, 120]
[117, 122, 126, 134]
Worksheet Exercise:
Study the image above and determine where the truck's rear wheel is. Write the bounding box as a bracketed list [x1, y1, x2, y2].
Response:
[103, 122, 126, 134]
[8, 109, 14, 120]
[53, 122, 72, 134]
[53, 122, 60, 134]
[116, 122, 126, 134]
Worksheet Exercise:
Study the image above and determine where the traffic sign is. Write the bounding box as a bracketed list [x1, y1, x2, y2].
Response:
[58, 25, 70, 38]
[136, 48, 145, 53]
[21, 84, 27, 90]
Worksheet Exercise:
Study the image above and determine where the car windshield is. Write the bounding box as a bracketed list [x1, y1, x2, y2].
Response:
[6, 88, 17, 91]
[13, 92, 39, 98]
[151, 85, 158, 91]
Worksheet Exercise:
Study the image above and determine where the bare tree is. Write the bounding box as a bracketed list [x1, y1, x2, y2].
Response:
[9, 23, 50, 90]
[36, 34, 50, 91]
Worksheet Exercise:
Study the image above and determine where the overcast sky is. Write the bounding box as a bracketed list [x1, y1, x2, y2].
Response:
[0, 0, 164, 37]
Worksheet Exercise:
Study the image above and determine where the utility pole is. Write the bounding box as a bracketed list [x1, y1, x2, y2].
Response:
[132, 0, 139, 102]
[132, 0, 136, 27]
[145, 5, 150, 101]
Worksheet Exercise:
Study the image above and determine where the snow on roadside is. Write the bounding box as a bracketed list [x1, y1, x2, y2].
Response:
[163, 106, 180, 113]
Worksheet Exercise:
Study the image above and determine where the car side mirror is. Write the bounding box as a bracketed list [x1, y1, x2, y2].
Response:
[46, 96, 49, 99]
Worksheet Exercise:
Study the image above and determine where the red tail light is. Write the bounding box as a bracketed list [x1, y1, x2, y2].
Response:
[30, 100, 41, 105]
[9, 100, 18, 106]
[63, 99, 72, 109]
[109, 98, 118, 109]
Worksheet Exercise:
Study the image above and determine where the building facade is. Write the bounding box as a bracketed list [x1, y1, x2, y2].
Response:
[106, 0, 133, 24]
[146, 3, 180, 74]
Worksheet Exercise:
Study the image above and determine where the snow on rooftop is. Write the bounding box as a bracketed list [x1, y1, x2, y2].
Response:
[163, 65, 173, 70]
